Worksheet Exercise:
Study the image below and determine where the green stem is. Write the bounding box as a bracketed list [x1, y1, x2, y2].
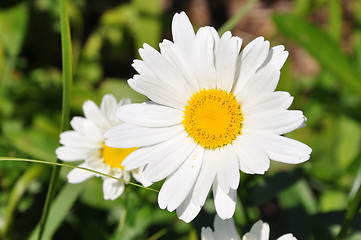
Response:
[218, 0, 259, 35]
[0, 158, 158, 192]
[337, 168, 361, 239]
[38, 0, 73, 239]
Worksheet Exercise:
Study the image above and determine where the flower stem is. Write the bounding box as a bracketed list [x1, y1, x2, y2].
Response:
[0, 158, 159, 192]
[38, 0, 73, 239]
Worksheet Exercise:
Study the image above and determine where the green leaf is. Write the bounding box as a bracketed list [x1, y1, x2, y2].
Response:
[320, 190, 347, 212]
[131, 0, 162, 50]
[250, 169, 303, 205]
[0, 1, 29, 115]
[327, 0, 342, 41]
[28, 183, 85, 240]
[0, 165, 44, 238]
[273, 13, 361, 97]
[0, 2, 28, 57]
[336, 116, 361, 170]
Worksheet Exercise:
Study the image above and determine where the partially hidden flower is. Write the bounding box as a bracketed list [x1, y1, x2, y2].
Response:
[105, 12, 311, 221]
[201, 215, 297, 240]
[56, 94, 142, 200]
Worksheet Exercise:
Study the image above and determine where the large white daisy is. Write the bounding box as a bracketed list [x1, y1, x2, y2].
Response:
[56, 94, 142, 200]
[201, 215, 297, 240]
[105, 12, 311, 222]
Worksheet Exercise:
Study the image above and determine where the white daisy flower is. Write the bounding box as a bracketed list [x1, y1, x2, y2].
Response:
[105, 12, 311, 222]
[201, 215, 297, 240]
[56, 94, 142, 200]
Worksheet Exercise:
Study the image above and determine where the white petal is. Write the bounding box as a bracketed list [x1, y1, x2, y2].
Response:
[241, 92, 293, 116]
[139, 44, 193, 97]
[259, 45, 289, 70]
[121, 132, 186, 170]
[242, 233, 257, 240]
[158, 145, 204, 211]
[245, 130, 311, 164]
[140, 173, 153, 187]
[128, 75, 186, 110]
[233, 136, 270, 174]
[100, 94, 121, 126]
[56, 146, 90, 162]
[249, 220, 270, 240]
[192, 27, 217, 90]
[70, 117, 104, 142]
[243, 110, 305, 135]
[192, 149, 217, 206]
[116, 103, 182, 127]
[216, 145, 240, 193]
[213, 215, 241, 240]
[276, 234, 297, 240]
[213, 181, 237, 219]
[59, 131, 96, 148]
[67, 163, 94, 183]
[215, 31, 241, 91]
[121, 146, 158, 170]
[105, 123, 183, 148]
[172, 11, 195, 58]
[130, 166, 144, 183]
[233, 37, 270, 95]
[132, 59, 155, 77]
[103, 178, 125, 200]
[160, 39, 199, 91]
[70, 116, 86, 133]
[83, 100, 111, 131]
[201, 227, 216, 240]
[237, 65, 280, 102]
[176, 191, 201, 223]
[144, 135, 196, 182]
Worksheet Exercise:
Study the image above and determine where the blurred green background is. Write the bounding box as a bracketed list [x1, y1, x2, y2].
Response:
[0, 0, 361, 239]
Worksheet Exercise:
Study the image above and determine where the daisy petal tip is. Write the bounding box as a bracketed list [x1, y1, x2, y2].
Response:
[141, 176, 153, 187]
[158, 197, 167, 210]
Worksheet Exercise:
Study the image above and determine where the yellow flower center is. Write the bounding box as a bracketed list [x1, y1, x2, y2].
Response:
[101, 144, 137, 169]
[182, 89, 243, 149]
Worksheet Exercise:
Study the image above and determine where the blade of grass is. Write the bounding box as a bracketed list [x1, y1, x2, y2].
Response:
[218, 0, 258, 35]
[273, 13, 361, 97]
[337, 164, 361, 239]
[38, 0, 73, 238]
[29, 183, 85, 240]
[0, 158, 159, 192]
[0, 165, 44, 239]
[146, 229, 168, 240]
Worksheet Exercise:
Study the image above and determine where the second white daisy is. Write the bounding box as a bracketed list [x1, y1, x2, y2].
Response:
[105, 12, 311, 222]
[56, 94, 142, 200]
[201, 215, 297, 240]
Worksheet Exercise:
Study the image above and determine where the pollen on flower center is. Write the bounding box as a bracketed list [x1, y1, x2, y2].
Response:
[101, 144, 137, 169]
[182, 89, 243, 149]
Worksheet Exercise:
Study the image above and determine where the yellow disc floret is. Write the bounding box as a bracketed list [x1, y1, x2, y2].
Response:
[102, 144, 137, 169]
[182, 89, 243, 149]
